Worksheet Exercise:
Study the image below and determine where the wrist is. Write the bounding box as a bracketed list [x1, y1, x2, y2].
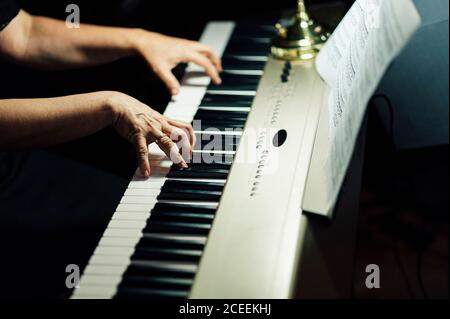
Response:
[101, 91, 128, 125]
[130, 28, 157, 54]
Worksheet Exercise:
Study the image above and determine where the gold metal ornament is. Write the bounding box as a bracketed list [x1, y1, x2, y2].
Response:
[271, 0, 331, 61]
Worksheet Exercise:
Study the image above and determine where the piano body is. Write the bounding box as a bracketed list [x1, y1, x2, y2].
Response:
[72, 21, 364, 299]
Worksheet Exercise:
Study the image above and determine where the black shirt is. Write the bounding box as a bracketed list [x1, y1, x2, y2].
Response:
[0, 0, 20, 31]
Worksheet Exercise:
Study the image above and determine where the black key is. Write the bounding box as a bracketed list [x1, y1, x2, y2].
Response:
[208, 83, 258, 92]
[138, 233, 207, 250]
[200, 100, 253, 108]
[195, 109, 249, 121]
[157, 189, 222, 202]
[202, 93, 254, 103]
[225, 42, 271, 54]
[233, 25, 276, 38]
[228, 36, 272, 44]
[144, 221, 211, 235]
[183, 162, 232, 170]
[163, 180, 224, 191]
[195, 133, 239, 152]
[124, 262, 196, 278]
[222, 51, 268, 59]
[119, 276, 193, 291]
[194, 122, 246, 131]
[219, 73, 261, 84]
[167, 166, 229, 180]
[150, 210, 216, 224]
[158, 181, 224, 202]
[189, 153, 235, 164]
[198, 117, 248, 124]
[132, 247, 202, 262]
[152, 203, 216, 215]
[151, 211, 215, 224]
[196, 132, 241, 143]
[115, 287, 189, 299]
[222, 57, 266, 71]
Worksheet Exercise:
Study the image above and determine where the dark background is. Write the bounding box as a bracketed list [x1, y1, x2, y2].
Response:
[0, 0, 448, 299]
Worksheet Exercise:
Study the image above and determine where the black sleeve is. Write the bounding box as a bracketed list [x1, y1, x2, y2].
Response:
[0, 0, 20, 31]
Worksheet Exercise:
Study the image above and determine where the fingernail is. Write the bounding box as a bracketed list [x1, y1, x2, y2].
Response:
[144, 169, 150, 177]
[171, 88, 179, 95]
[181, 161, 188, 169]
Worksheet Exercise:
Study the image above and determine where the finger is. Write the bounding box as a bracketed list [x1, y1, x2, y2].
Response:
[187, 52, 222, 85]
[200, 50, 223, 72]
[167, 118, 196, 148]
[202, 52, 222, 73]
[162, 122, 192, 162]
[153, 65, 180, 96]
[133, 132, 151, 177]
[152, 129, 188, 168]
[192, 43, 223, 72]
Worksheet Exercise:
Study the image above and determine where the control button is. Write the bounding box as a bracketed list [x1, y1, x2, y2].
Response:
[273, 129, 288, 147]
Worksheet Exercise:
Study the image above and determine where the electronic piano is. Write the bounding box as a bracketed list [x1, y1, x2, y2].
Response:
[72, 21, 362, 299]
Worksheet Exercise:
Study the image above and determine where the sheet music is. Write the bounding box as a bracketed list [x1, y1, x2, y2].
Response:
[315, 0, 421, 210]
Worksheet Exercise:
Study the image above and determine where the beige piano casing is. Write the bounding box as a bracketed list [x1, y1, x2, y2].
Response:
[191, 58, 329, 298]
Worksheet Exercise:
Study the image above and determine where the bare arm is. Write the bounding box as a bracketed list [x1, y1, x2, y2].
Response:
[0, 92, 115, 147]
[0, 11, 138, 69]
[0, 10, 222, 95]
[0, 92, 195, 176]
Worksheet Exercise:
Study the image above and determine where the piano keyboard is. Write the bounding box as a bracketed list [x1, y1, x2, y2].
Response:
[72, 22, 274, 299]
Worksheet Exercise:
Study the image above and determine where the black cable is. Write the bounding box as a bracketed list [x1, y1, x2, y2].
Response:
[371, 94, 395, 143]
[393, 235, 416, 298]
[417, 246, 429, 299]
[370, 94, 437, 299]
[369, 94, 416, 299]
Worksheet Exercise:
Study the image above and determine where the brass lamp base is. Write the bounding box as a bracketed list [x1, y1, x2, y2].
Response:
[271, 1, 330, 61]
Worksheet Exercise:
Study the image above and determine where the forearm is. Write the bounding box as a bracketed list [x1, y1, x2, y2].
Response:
[2, 10, 142, 69]
[0, 91, 116, 147]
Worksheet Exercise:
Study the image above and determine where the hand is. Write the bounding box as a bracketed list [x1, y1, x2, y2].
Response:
[133, 30, 223, 95]
[109, 92, 196, 177]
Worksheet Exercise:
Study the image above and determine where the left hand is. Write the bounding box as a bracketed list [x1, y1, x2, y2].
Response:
[133, 30, 223, 95]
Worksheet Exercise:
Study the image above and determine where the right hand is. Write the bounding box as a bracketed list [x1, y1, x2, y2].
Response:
[109, 92, 195, 177]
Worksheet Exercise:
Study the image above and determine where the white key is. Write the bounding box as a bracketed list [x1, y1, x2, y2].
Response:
[88, 255, 133, 266]
[72, 286, 117, 299]
[94, 246, 133, 256]
[103, 228, 143, 238]
[107, 220, 147, 230]
[195, 130, 243, 136]
[194, 150, 236, 155]
[116, 203, 154, 212]
[83, 265, 129, 276]
[131, 260, 198, 274]
[98, 236, 142, 247]
[112, 212, 150, 221]
[120, 196, 158, 205]
[77, 275, 123, 287]
[124, 188, 162, 196]
[223, 70, 264, 76]
[142, 233, 208, 245]
[226, 55, 268, 62]
[157, 200, 219, 208]
[199, 106, 251, 112]
[206, 89, 256, 96]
